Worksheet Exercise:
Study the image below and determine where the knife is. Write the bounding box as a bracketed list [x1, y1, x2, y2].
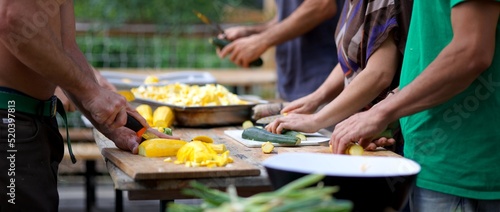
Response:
[125, 114, 158, 140]
[193, 9, 226, 36]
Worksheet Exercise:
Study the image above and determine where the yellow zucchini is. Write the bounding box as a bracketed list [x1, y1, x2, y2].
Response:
[153, 106, 174, 127]
[138, 138, 188, 157]
[136, 104, 153, 126]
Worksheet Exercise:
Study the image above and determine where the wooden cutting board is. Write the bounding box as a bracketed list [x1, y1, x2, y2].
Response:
[102, 147, 261, 180]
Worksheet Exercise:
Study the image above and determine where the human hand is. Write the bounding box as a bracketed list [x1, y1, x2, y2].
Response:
[218, 34, 268, 68]
[222, 26, 254, 40]
[265, 113, 320, 134]
[281, 95, 320, 114]
[329, 110, 390, 154]
[99, 127, 179, 154]
[365, 137, 396, 151]
[79, 87, 129, 129]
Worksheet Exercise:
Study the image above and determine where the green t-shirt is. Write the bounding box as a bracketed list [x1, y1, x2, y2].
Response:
[400, 0, 500, 199]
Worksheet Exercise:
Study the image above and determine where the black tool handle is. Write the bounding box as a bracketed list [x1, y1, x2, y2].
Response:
[125, 114, 144, 133]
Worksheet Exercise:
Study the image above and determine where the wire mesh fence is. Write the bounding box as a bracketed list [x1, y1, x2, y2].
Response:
[74, 0, 273, 69]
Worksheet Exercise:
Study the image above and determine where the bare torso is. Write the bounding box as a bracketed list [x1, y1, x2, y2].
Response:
[0, 5, 62, 100]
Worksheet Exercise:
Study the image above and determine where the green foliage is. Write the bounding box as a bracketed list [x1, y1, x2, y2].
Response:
[76, 35, 237, 68]
[74, 0, 262, 24]
[73, 0, 264, 69]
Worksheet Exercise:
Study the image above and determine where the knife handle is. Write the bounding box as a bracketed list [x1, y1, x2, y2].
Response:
[125, 114, 146, 138]
[209, 37, 263, 67]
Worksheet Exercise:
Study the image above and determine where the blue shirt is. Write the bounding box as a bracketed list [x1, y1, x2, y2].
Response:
[274, 0, 342, 101]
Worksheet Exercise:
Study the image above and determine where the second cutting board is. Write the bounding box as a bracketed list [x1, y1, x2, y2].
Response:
[224, 130, 329, 148]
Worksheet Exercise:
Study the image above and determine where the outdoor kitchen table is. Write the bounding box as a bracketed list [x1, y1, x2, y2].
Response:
[92, 126, 401, 212]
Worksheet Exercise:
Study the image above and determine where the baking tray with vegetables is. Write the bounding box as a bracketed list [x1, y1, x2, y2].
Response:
[101, 71, 217, 89]
[132, 83, 268, 127]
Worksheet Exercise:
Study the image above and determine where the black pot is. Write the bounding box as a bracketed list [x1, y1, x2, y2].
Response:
[262, 153, 420, 212]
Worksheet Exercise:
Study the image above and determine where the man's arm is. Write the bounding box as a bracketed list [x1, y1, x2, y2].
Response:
[254, 0, 337, 48]
[375, 1, 499, 124]
[220, 0, 338, 67]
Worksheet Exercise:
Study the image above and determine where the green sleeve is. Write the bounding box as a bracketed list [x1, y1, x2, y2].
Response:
[452, 0, 500, 8]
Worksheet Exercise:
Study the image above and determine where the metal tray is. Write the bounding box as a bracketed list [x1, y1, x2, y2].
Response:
[135, 97, 267, 127]
[101, 71, 217, 89]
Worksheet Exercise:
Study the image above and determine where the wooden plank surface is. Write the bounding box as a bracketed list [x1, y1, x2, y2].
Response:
[93, 126, 402, 200]
[102, 147, 260, 180]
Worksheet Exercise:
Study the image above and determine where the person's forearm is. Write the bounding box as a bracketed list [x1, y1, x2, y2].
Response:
[257, 0, 337, 48]
[374, 3, 499, 124]
[314, 33, 399, 128]
[376, 42, 493, 124]
[244, 16, 279, 35]
[315, 61, 396, 128]
[310, 63, 344, 105]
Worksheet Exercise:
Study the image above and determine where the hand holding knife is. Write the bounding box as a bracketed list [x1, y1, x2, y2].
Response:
[124, 114, 161, 140]
[193, 10, 263, 67]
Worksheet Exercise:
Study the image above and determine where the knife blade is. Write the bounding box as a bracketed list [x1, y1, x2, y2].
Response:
[125, 114, 158, 140]
[193, 9, 225, 36]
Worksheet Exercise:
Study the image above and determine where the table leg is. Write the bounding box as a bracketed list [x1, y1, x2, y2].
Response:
[85, 160, 96, 212]
[115, 189, 123, 212]
[160, 200, 173, 212]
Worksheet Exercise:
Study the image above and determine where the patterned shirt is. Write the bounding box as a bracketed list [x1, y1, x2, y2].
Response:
[335, 0, 412, 105]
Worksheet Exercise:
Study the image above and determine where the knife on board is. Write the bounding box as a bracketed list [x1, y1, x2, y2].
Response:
[124, 114, 158, 140]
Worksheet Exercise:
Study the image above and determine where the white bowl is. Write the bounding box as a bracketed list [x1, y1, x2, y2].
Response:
[263, 153, 420, 212]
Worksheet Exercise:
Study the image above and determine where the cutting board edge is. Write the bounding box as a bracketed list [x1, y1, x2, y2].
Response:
[102, 147, 262, 180]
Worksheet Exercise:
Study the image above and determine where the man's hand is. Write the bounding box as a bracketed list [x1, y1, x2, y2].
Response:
[281, 94, 321, 114]
[329, 109, 390, 154]
[265, 113, 321, 134]
[218, 34, 268, 68]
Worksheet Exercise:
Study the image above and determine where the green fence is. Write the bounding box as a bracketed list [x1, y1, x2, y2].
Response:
[74, 0, 268, 69]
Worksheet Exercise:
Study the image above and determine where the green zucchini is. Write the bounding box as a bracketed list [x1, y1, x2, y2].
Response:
[209, 37, 264, 67]
[242, 127, 301, 145]
[282, 130, 307, 141]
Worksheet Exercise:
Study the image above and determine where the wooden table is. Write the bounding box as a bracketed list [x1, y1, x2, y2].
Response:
[93, 126, 400, 211]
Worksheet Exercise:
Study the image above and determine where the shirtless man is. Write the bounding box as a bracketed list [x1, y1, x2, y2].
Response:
[0, 1, 169, 210]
